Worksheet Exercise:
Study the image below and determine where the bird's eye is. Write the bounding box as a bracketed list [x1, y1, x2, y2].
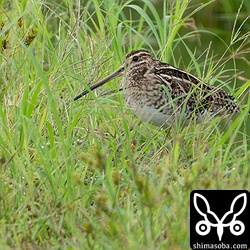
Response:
[132, 56, 139, 61]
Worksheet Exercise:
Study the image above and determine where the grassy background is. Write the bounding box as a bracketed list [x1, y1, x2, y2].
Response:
[0, 0, 249, 249]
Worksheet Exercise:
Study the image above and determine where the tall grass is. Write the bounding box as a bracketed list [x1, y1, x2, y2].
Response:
[0, 0, 249, 249]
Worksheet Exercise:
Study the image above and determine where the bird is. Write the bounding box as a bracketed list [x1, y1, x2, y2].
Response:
[74, 49, 240, 127]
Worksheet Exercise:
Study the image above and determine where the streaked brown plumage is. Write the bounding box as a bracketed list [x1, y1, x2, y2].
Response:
[74, 50, 240, 127]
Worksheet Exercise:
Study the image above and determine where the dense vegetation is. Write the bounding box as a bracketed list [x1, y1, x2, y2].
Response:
[0, 0, 249, 249]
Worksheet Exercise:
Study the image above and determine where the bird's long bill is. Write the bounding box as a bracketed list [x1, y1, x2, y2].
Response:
[74, 65, 124, 101]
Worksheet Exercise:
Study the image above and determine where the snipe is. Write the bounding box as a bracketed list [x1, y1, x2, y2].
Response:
[74, 50, 240, 127]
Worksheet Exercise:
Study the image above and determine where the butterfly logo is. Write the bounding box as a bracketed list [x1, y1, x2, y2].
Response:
[193, 193, 247, 241]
